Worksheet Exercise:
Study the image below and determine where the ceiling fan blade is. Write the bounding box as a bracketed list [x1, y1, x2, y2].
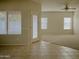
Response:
[64, 0, 72, 6]
[68, 8, 76, 10]
[61, 8, 76, 11]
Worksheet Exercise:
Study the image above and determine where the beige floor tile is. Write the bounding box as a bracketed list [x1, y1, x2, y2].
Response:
[0, 41, 79, 59]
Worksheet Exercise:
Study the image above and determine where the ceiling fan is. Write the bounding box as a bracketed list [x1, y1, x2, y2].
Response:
[62, 0, 76, 10]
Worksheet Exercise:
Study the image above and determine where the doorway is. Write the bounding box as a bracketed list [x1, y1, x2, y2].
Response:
[32, 15, 39, 42]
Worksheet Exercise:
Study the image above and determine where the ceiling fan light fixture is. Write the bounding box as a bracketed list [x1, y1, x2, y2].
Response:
[61, 0, 76, 11]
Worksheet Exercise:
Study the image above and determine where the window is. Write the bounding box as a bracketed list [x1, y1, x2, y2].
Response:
[41, 17, 48, 29]
[32, 15, 38, 39]
[8, 12, 21, 34]
[64, 17, 72, 30]
[0, 12, 7, 34]
[0, 11, 21, 35]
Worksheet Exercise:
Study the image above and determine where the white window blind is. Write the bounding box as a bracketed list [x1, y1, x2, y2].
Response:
[0, 12, 7, 34]
[64, 17, 72, 30]
[8, 11, 21, 34]
[41, 17, 48, 29]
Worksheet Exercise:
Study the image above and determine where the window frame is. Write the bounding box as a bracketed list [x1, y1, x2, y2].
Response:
[32, 15, 38, 39]
[8, 11, 22, 35]
[0, 11, 7, 35]
[0, 11, 22, 35]
[41, 17, 48, 30]
[64, 17, 72, 30]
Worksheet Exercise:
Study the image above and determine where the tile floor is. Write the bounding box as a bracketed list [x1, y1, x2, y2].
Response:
[0, 41, 79, 59]
[30, 41, 79, 59]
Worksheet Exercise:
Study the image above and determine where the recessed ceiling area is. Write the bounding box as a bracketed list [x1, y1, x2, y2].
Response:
[41, 0, 79, 11]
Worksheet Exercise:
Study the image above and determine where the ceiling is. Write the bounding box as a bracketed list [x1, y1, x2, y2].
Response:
[41, 0, 79, 11]
[32, 0, 41, 3]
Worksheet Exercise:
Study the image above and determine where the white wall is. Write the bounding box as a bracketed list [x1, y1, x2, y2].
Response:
[41, 11, 74, 35]
[41, 11, 79, 49]
[74, 9, 79, 34]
